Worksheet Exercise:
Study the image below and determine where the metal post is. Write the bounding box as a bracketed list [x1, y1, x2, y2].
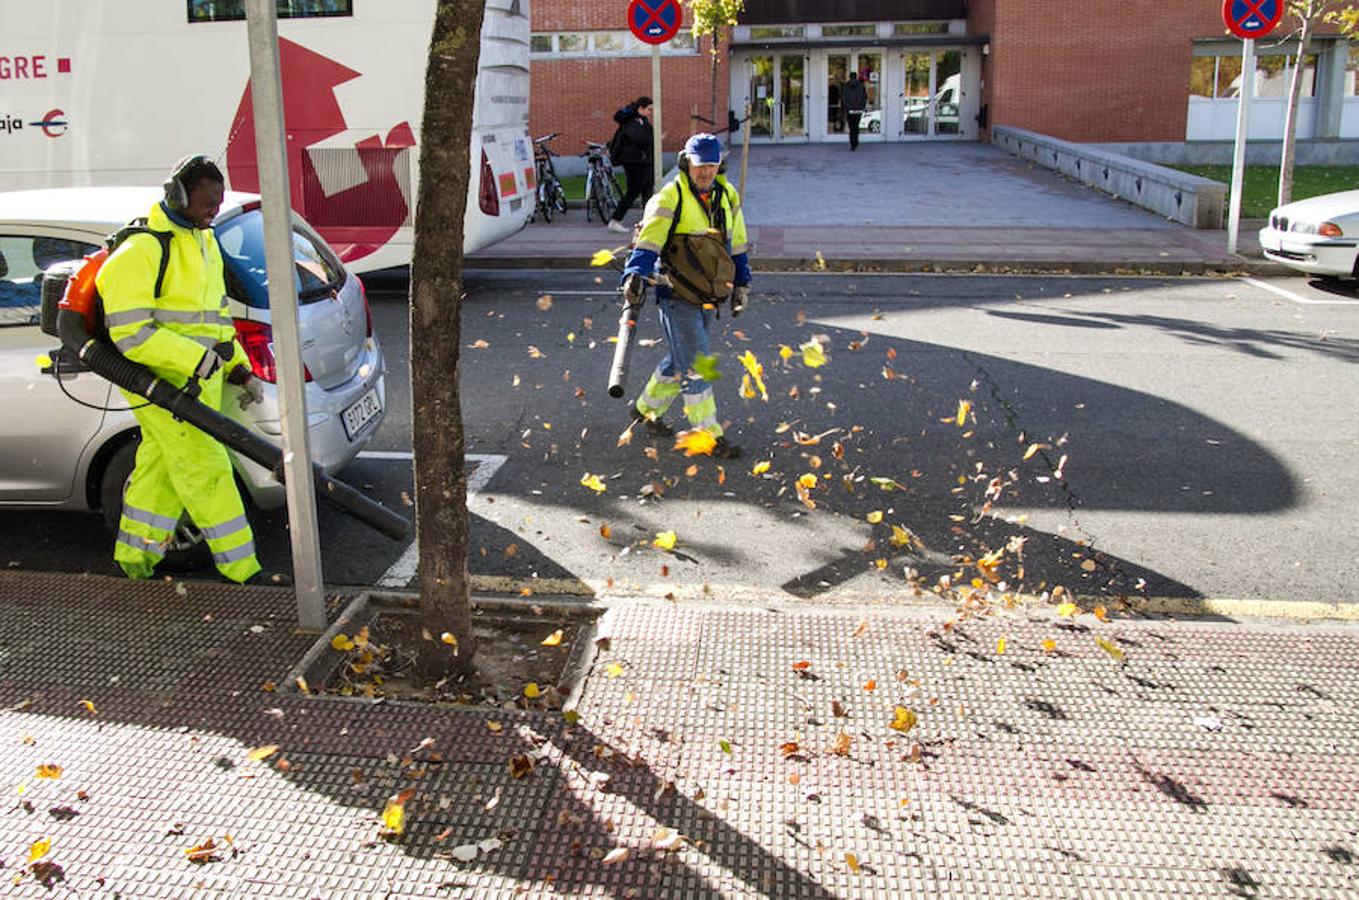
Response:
[652, 43, 663, 188]
[1227, 38, 1255, 256]
[244, 0, 327, 630]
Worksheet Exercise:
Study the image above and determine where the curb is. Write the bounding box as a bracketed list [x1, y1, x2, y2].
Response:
[462, 574, 1359, 623]
[465, 255, 1292, 277]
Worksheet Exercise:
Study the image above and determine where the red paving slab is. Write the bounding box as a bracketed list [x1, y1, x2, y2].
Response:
[1, 572, 1357, 897]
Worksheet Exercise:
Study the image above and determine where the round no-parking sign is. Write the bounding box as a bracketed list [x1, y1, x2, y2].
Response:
[1222, 0, 1283, 39]
[628, 0, 682, 45]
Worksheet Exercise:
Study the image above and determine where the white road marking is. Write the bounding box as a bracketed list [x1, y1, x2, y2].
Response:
[1241, 276, 1359, 306]
[527, 290, 617, 295]
[357, 450, 413, 460]
[375, 453, 507, 589]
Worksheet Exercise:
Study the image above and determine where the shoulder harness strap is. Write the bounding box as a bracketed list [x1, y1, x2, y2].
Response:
[107, 217, 173, 299]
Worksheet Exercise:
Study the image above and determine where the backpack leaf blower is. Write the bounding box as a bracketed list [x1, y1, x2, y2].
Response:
[43, 250, 411, 541]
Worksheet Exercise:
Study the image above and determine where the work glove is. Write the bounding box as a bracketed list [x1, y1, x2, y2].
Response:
[731, 285, 750, 317]
[622, 273, 646, 308]
[237, 374, 265, 410]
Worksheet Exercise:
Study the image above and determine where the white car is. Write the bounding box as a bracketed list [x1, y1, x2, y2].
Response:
[1258, 189, 1359, 280]
[0, 187, 386, 561]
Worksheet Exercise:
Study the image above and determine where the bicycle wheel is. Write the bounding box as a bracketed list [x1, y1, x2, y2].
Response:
[595, 169, 617, 223]
[552, 179, 568, 214]
[537, 181, 553, 222]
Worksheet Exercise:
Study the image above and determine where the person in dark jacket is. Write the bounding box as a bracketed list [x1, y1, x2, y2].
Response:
[607, 97, 654, 233]
[842, 72, 868, 150]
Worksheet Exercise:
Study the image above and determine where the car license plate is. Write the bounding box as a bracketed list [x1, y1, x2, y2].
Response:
[342, 388, 381, 440]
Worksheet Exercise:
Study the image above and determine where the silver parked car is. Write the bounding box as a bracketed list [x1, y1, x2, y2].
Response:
[0, 186, 386, 559]
[1258, 189, 1359, 280]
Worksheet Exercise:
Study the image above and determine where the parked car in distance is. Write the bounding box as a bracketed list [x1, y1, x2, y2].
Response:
[0, 187, 386, 560]
[1258, 189, 1359, 280]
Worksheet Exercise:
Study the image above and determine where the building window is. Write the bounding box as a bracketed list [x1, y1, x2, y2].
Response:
[822, 24, 877, 38]
[188, 0, 351, 22]
[558, 33, 588, 53]
[1347, 45, 1359, 96]
[1190, 52, 1317, 99]
[749, 25, 805, 39]
[894, 22, 949, 35]
[530, 29, 697, 57]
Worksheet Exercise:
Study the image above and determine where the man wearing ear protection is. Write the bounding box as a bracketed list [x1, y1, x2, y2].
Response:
[95, 155, 262, 583]
[621, 133, 752, 459]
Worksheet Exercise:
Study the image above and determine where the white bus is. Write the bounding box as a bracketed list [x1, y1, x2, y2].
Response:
[0, 0, 533, 272]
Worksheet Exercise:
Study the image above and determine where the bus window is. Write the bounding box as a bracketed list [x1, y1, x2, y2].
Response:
[188, 1, 353, 24]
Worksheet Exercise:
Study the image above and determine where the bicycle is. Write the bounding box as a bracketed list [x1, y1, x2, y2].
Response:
[581, 140, 623, 224]
[530, 133, 568, 223]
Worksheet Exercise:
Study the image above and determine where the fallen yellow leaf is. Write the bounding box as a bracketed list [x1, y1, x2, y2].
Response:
[247, 745, 279, 761]
[954, 399, 971, 427]
[580, 472, 607, 493]
[890, 525, 911, 547]
[889, 706, 918, 733]
[866, 510, 883, 524]
[1023, 443, 1044, 460]
[78, 699, 97, 715]
[800, 339, 827, 368]
[330, 634, 354, 651]
[846, 852, 861, 873]
[798, 473, 818, 489]
[1041, 638, 1056, 653]
[751, 460, 771, 475]
[653, 531, 677, 551]
[380, 789, 415, 836]
[541, 629, 564, 647]
[674, 430, 717, 457]
[605, 662, 625, 678]
[996, 637, 1007, 655]
[27, 837, 51, 864]
[1093, 605, 1109, 622]
[485, 720, 503, 733]
[1056, 601, 1079, 618]
[1096, 637, 1125, 663]
[35, 764, 62, 780]
[602, 846, 630, 865]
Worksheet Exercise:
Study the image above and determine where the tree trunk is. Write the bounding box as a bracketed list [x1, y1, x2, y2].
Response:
[411, 0, 484, 679]
[1278, 9, 1316, 207]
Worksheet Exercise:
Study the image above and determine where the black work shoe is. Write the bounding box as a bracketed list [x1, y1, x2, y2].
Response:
[630, 411, 675, 438]
[712, 436, 742, 459]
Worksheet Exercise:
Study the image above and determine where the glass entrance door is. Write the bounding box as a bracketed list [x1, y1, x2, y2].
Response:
[900, 49, 964, 138]
[743, 53, 808, 141]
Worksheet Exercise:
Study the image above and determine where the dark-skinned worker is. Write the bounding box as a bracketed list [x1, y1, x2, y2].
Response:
[621, 133, 752, 459]
[96, 155, 264, 583]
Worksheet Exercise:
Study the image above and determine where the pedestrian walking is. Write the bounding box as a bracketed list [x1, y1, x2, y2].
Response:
[842, 71, 867, 150]
[96, 155, 263, 583]
[620, 133, 752, 458]
[606, 96, 654, 234]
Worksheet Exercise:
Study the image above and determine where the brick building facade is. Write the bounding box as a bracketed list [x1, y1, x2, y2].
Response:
[531, 1, 1355, 148]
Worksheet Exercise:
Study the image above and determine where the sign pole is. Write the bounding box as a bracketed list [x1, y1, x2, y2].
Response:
[1227, 37, 1255, 256]
[652, 43, 663, 189]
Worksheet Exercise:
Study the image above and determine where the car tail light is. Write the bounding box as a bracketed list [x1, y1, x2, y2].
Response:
[356, 275, 373, 336]
[478, 149, 500, 216]
[234, 318, 312, 384]
[1318, 222, 1344, 237]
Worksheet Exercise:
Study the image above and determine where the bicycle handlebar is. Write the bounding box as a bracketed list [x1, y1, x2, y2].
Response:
[533, 132, 558, 144]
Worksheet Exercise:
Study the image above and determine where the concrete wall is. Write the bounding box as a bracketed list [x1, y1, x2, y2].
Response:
[1091, 141, 1359, 167]
[992, 126, 1225, 228]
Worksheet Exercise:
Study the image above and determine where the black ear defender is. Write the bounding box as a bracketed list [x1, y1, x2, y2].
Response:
[163, 154, 214, 211]
[677, 151, 689, 172]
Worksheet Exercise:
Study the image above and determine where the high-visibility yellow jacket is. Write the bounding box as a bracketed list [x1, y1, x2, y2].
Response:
[95, 202, 248, 391]
[633, 174, 750, 264]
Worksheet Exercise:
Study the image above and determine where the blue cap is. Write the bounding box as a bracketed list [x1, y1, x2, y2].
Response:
[683, 133, 723, 165]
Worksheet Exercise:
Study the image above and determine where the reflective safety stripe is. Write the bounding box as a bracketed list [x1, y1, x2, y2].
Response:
[635, 239, 663, 254]
[116, 529, 165, 553]
[212, 541, 257, 566]
[652, 206, 675, 220]
[731, 242, 750, 255]
[104, 308, 154, 327]
[201, 514, 251, 541]
[636, 369, 681, 418]
[120, 503, 179, 532]
[114, 327, 157, 353]
[682, 389, 722, 436]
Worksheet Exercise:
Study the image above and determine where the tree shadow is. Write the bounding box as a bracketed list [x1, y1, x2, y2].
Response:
[0, 571, 837, 898]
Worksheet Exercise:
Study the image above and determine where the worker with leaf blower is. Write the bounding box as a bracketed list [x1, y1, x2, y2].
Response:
[94, 155, 263, 583]
[620, 133, 752, 459]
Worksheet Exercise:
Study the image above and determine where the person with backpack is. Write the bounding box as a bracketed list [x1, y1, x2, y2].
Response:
[94, 155, 263, 584]
[620, 133, 751, 459]
[606, 96, 654, 234]
[842, 71, 868, 150]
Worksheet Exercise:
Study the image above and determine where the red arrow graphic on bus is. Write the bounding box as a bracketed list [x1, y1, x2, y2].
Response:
[224, 37, 415, 264]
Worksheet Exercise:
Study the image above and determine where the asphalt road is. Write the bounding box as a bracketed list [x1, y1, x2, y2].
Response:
[6, 270, 1357, 604]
